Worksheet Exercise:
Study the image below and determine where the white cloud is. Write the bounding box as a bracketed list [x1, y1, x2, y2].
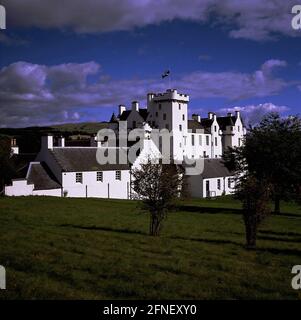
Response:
[220, 103, 290, 126]
[1, 0, 299, 41]
[0, 59, 293, 127]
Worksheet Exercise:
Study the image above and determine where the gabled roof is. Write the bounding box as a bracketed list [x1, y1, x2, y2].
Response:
[188, 120, 210, 134]
[50, 148, 130, 172]
[119, 110, 132, 121]
[200, 118, 213, 128]
[216, 116, 235, 130]
[27, 162, 61, 190]
[202, 159, 233, 178]
[118, 109, 148, 121]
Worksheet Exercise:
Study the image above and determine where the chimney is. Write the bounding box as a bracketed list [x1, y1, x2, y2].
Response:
[132, 101, 139, 112]
[227, 112, 233, 117]
[119, 104, 126, 116]
[147, 93, 154, 103]
[235, 110, 240, 118]
[41, 135, 53, 150]
[208, 112, 214, 119]
[11, 138, 16, 147]
[192, 114, 201, 122]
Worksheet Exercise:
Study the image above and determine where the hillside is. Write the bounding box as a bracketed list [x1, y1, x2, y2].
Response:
[0, 196, 300, 300]
[0, 122, 109, 153]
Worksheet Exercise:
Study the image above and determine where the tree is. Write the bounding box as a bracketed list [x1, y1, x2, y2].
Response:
[131, 160, 185, 236]
[236, 175, 271, 249]
[224, 113, 301, 214]
[0, 136, 16, 194]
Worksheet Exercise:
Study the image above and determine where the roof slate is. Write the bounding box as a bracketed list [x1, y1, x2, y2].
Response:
[202, 158, 233, 178]
[50, 148, 130, 172]
[27, 162, 61, 190]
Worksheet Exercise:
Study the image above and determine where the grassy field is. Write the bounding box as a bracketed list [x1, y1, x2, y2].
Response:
[0, 196, 300, 300]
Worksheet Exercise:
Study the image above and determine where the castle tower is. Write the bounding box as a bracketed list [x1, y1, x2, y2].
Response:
[146, 89, 189, 161]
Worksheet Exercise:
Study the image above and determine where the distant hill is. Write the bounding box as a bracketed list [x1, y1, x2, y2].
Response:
[50, 122, 109, 134]
[0, 122, 109, 153]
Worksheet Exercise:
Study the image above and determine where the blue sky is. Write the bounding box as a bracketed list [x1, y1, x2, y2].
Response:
[0, 0, 300, 127]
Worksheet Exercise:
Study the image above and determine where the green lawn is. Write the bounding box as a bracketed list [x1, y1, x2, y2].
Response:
[0, 196, 300, 300]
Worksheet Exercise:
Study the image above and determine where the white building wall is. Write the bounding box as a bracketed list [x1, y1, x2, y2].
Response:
[5, 180, 61, 197]
[62, 170, 131, 199]
[185, 132, 212, 159]
[210, 116, 223, 158]
[32, 189, 62, 197]
[202, 176, 235, 198]
[5, 180, 34, 196]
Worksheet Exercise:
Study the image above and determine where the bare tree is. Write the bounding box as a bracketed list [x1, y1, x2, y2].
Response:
[131, 160, 185, 236]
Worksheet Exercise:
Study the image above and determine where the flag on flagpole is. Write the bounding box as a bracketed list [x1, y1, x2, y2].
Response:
[161, 70, 170, 79]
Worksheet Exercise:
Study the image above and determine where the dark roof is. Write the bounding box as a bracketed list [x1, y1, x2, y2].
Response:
[188, 120, 203, 131]
[216, 116, 235, 130]
[138, 109, 148, 121]
[27, 162, 61, 190]
[110, 113, 118, 123]
[119, 109, 148, 121]
[50, 148, 130, 172]
[200, 118, 213, 128]
[119, 110, 131, 121]
[202, 159, 233, 178]
[188, 120, 211, 134]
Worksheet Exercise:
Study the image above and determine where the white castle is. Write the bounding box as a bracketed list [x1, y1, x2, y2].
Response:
[5, 89, 246, 199]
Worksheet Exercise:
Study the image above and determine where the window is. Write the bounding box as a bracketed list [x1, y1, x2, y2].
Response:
[191, 135, 195, 146]
[203, 151, 206, 157]
[214, 125, 217, 132]
[165, 124, 169, 130]
[206, 136, 209, 146]
[115, 170, 121, 180]
[97, 171, 103, 182]
[199, 135, 202, 145]
[228, 178, 233, 188]
[76, 172, 83, 183]
[217, 179, 221, 190]
[215, 137, 218, 146]
[179, 103, 181, 110]
[163, 113, 167, 120]
[238, 138, 241, 146]
[182, 114, 185, 121]
[179, 124, 182, 131]
[159, 104, 162, 110]
[238, 126, 240, 132]
[155, 112, 158, 117]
